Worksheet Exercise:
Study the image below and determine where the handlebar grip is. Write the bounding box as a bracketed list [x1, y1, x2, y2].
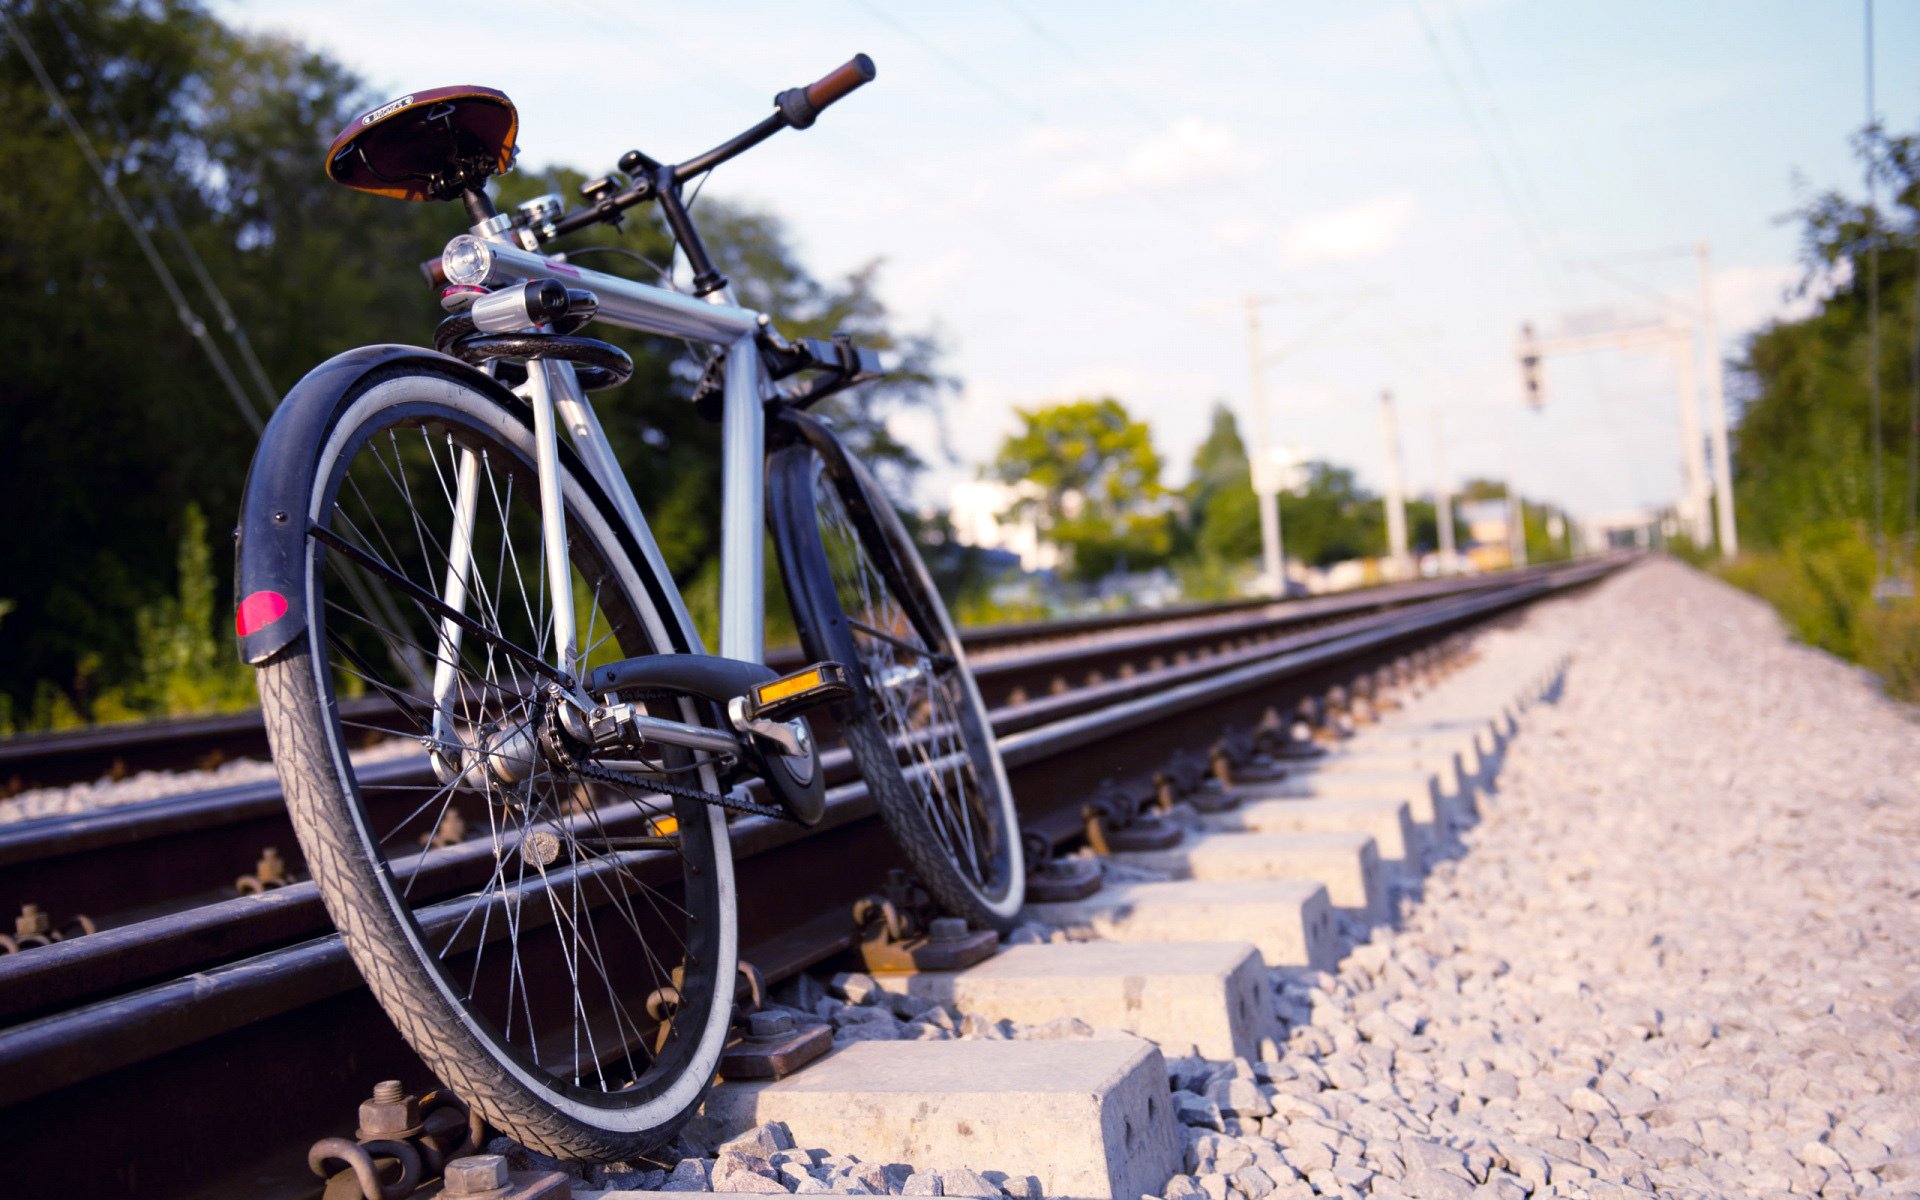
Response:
[807, 54, 876, 110]
[777, 54, 875, 129]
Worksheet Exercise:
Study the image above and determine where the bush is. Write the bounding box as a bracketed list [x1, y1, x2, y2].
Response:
[1714, 522, 1920, 701]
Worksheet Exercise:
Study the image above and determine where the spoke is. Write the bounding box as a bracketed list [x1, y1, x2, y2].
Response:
[313, 406, 711, 1097]
[313, 523, 569, 686]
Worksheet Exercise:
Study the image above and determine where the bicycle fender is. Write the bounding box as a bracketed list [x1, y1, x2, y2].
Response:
[233, 344, 521, 665]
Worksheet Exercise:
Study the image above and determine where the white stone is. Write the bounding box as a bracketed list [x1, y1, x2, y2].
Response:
[701, 1039, 1181, 1200]
[872, 941, 1275, 1061]
[1109, 831, 1385, 918]
[1022, 879, 1338, 971]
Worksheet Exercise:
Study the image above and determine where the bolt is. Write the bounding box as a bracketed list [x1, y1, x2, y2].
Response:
[357, 1080, 419, 1139]
[928, 916, 969, 944]
[444, 1154, 511, 1195]
[16, 904, 48, 938]
[746, 1010, 796, 1042]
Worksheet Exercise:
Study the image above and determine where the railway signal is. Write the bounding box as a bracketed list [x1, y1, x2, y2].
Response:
[1517, 323, 1545, 410]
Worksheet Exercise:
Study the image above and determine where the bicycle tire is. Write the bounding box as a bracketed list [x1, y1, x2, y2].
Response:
[252, 364, 735, 1160]
[767, 431, 1024, 929]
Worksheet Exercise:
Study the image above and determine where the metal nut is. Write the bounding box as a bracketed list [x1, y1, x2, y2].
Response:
[356, 1080, 419, 1139]
[746, 1010, 796, 1041]
[927, 916, 969, 944]
[444, 1154, 511, 1195]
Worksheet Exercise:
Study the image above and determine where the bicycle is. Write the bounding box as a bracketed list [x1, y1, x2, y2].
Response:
[231, 57, 1023, 1160]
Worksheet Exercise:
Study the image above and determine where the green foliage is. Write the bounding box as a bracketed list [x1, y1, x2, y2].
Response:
[1716, 523, 1920, 700]
[1172, 406, 1474, 587]
[1281, 463, 1386, 567]
[1520, 502, 1572, 564]
[0, 0, 943, 726]
[1722, 123, 1920, 695]
[1734, 125, 1918, 548]
[118, 504, 254, 717]
[992, 397, 1174, 582]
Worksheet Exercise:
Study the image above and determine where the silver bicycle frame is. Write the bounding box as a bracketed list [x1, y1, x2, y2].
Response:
[438, 230, 768, 700]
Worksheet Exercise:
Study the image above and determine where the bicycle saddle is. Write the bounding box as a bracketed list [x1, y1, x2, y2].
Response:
[325, 85, 518, 201]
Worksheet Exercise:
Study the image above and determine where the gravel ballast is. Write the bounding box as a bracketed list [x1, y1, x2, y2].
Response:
[1164, 559, 1920, 1200]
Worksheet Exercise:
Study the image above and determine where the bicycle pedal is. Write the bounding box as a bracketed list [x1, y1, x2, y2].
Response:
[745, 661, 853, 722]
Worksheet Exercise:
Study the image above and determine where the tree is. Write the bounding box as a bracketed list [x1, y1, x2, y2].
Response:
[1714, 123, 1920, 697]
[0, 0, 949, 721]
[992, 397, 1173, 582]
[1278, 463, 1382, 567]
[1185, 404, 1261, 562]
[1734, 125, 1918, 549]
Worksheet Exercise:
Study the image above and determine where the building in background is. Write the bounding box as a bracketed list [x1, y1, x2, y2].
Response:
[1458, 498, 1516, 571]
[947, 479, 1063, 574]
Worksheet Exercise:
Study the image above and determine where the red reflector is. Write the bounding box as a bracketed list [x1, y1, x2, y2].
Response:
[235, 591, 290, 637]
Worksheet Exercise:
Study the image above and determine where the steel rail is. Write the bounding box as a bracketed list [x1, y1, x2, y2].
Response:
[0, 556, 1626, 1198]
[0, 585, 1517, 1024]
[0, 569, 1546, 792]
[0, 568, 1551, 933]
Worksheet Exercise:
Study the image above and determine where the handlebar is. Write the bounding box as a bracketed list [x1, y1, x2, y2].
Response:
[540, 54, 875, 243]
[780, 54, 877, 129]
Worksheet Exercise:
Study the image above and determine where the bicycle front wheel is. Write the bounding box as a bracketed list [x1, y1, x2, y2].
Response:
[768, 434, 1024, 929]
[253, 364, 734, 1161]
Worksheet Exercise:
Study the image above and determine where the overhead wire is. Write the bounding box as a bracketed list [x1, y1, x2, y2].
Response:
[584, 8, 1240, 339]
[840, 0, 1291, 298]
[1411, 0, 1687, 525]
[1441, 0, 1561, 259]
[1, 8, 264, 433]
[1406, 0, 1553, 263]
[44, 4, 281, 412]
[846, 0, 1047, 124]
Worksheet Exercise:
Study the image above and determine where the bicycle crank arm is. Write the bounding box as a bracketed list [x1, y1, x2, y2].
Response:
[585, 653, 837, 827]
[588, 704, 742, 758]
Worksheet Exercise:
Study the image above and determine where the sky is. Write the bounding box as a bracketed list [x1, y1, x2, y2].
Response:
[216, 0, 1920, 523]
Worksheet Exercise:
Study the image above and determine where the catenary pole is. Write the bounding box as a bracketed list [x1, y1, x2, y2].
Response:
[1697, 242, 1738, 556]
[1432, 409, 1456, 572]
[1380, 391, 1411, 578]
[1244, 296, 1285, 596]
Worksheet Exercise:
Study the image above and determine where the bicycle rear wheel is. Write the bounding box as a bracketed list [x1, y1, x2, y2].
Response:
[252, 364, 734, 1161]
[768, 431, 1024, 929]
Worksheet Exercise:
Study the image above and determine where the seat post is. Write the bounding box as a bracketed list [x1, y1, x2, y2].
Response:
[461, 187, 498, 227]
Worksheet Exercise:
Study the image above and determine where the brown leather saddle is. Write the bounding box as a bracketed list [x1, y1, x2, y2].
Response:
[325, 85, 518, 201]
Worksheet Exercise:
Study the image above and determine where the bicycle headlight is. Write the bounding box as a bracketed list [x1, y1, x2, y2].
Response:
[442, 235, 495, 286]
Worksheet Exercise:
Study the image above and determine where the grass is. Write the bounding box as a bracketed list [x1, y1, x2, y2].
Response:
[1708, 522, 1920, 702]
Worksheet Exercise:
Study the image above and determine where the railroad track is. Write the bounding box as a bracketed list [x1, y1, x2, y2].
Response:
[0, 556, 1625, 1199]
[0, 576, 1482, 794]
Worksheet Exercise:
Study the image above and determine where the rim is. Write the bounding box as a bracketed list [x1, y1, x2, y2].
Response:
[810, 460, 1012, 902]
[305, 384, 725, 1112]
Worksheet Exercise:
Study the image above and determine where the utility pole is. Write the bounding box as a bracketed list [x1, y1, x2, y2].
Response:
[1667, 332, 1712, 546]
[1244, 295, 1285, 597]
[1379, 391, 1411, 578]
[1698, 242, 1739, 556]
[1431, 409, 1456, 573]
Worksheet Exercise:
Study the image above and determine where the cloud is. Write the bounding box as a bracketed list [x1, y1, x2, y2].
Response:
[1712, 263, 1817, 339]
[1212, 217, 1266, 248]
[1281, 194, 1418, 263]
[890, 248, 973, 312]
[1047, 118, 1250, 199]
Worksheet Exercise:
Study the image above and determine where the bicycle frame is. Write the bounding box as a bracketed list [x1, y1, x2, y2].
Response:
[440, 229, 771, 700]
